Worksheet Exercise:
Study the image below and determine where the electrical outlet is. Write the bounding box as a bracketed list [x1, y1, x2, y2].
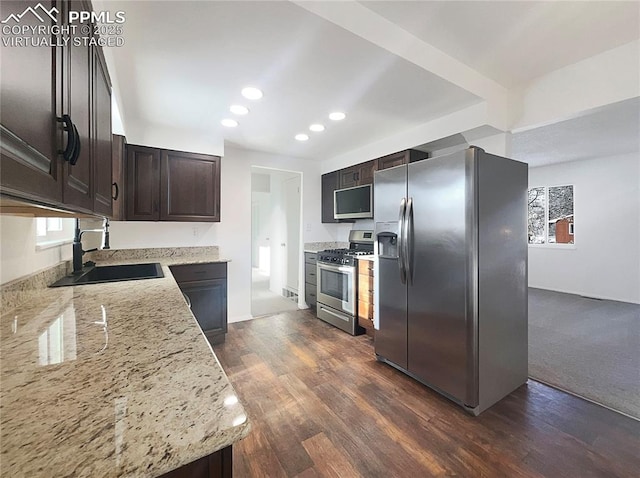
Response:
[306, 223, 312, 232]
[192, 226, 199, 237]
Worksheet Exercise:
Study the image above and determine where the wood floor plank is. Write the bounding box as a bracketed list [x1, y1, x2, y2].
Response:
[301, 433, 363, 478]
[215, 310, 640, 478]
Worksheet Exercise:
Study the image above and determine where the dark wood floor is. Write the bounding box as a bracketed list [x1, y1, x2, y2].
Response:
[215, 310, 640, 478]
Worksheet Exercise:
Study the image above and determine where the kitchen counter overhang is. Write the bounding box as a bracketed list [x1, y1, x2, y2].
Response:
[0, 253, 248, 477]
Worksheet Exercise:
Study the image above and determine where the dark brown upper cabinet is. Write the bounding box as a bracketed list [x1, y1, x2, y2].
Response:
[126, 145, 221, 222]
[126, 145, 161, 221]
[161, 150, 221, 222]
[338, 160, 377, 189]
[0, 0, 62, 205]
[0, 0, 113, 217]
[321, 171, 355, 224]
[321, 172, 340, 223]
[91, 40, 113, 217]
[111, 134, 126, 220]
[377, 149, 429, 171]
[62, 0, 92, 211]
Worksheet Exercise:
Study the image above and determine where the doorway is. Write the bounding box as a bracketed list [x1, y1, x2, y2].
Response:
[250, 167, 302, 317]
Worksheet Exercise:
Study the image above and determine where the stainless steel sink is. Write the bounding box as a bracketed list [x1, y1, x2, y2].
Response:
[50, 263, 164, 287]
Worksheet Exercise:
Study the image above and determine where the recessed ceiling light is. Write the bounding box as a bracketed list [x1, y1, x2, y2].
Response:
[230, 105, 249, 115]
[241, 87, 263, 100]
[221, 118, 238, 127]
[309, 124, 325, 132]
[329, 112, 346, 121]
[295, 134, 309, 141]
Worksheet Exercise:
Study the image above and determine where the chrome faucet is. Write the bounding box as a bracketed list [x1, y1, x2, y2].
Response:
[72, 218, 111, 274]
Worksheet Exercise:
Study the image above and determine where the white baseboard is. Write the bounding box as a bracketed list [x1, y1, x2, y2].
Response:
[228, 314, 254, 324]
[528, 285, 640, 305]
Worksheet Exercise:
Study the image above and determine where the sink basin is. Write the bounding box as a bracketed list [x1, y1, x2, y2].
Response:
[50, 263, 164, 287]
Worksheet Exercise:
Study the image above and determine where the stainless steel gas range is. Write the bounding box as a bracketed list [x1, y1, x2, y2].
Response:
[316, 230, 374, 335]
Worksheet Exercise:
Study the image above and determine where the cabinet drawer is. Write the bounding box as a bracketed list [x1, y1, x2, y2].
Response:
[305, 282, 317, 307]
[359, 274, 373, 296]
[305, 252, 318, 263]
[170, 262, 227, 283]
[358, 299, 373, 320]
[358, 259, 374, 274]
[305, 266, 317, 285]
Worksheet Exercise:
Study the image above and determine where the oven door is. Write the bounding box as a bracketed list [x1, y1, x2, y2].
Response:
[317, 262, 356, 315]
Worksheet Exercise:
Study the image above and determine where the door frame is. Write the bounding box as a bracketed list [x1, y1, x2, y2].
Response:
[250, 166, 305, 311]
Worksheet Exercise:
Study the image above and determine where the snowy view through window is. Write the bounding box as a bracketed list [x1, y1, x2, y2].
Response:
[528, 185, 574, 244]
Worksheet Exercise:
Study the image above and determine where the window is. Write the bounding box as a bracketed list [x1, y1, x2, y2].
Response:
[527, 185, 574, 245]
[36, 218, 75, 248]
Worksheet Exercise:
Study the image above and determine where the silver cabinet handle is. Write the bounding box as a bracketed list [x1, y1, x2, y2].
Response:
[182, 292, 191, 309]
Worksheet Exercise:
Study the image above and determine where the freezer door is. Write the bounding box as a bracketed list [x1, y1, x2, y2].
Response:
[406, 149, 478, 407]
[374, 165, 408, 368]
[374, 165, 407, 222]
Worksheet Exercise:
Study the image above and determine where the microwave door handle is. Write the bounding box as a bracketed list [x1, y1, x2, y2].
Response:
[398, 197, 407, 284]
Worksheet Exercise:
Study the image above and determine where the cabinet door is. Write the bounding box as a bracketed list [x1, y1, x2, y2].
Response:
[160, 150, 221, 222]
[321, 172, 339, 223]
[92, 46, 113, 216]
[111, 135, 126, 220]
[126, 145, 160, 220]
[357, 160, 377, 185]
[181, 279, 227, 343]
[377, 151, 409, 171]
[62, 0, 93, 211]
[0, 0, 62, 203]
[338, 167, 358, 189]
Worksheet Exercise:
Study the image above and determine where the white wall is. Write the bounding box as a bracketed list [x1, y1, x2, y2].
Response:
[107, 146, 347, 322]
[528, 153, 640, 303]
[0, 216, 72, 284]
[511, 40, 640, 132]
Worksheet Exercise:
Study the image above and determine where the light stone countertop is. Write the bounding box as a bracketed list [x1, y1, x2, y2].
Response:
[0, 250, 249, 477]
[303, 242, 349, 253]
[357, 255, 376, 261]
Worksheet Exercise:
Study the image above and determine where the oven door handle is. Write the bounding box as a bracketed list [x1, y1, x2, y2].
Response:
[317, 263, 354, 274]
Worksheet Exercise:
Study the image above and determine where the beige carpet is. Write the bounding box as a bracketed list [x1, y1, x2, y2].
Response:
[251, 268, 299, 318]
[528, 288, 640, 419]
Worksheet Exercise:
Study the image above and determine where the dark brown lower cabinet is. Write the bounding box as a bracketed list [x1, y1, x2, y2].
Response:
[304, 252, 317, 311]
[159, 445, 232, 478]
[171, 263, 228, 345]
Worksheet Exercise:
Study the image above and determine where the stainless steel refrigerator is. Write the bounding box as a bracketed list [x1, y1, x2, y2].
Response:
[374, 146, 528, 415]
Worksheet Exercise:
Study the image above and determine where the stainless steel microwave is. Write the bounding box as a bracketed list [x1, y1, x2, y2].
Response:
[334, 184, 373, 219]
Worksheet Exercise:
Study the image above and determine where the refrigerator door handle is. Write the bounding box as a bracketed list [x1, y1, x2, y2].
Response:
[398, 197, 407, 284]
[405, 197, 414, 285]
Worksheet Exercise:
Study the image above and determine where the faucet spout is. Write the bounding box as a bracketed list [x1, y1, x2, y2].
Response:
[72, 218, 111, 274]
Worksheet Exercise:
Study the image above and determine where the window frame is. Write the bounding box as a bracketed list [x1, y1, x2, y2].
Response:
[527, 183, 576, 249]
[35, 218, 76, 250]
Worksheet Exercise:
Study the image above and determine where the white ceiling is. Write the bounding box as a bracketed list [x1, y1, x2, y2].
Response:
[106, 1, 479, 160]
[103, 1, 640, 162]
[361, 1, 640, 87]
[512, 98, 640, 167]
